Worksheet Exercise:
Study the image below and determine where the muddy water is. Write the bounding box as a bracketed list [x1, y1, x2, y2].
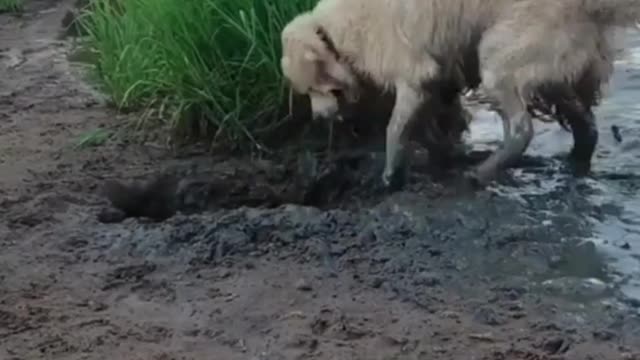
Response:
[455, 29, 640, 305]
[4, 2, 640, 358]
[99, 30, 640, 315]
[590, 31, 640, 303]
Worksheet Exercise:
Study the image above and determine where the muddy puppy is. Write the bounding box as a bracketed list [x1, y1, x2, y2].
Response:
[280, 0, 515, 189]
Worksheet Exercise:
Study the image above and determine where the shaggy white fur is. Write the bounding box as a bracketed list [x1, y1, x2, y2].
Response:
[280, 0, 640, 187]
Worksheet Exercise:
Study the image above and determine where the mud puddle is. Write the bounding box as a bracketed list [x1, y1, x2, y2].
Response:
[98, 26, 640, 312]
[2, 1, 640, 359]
[463, 28, 640, 307]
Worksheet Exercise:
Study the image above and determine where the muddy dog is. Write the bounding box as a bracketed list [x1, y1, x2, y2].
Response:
[472, 0, 634, 183]
[280, 0, 515, 188]
[280, 0, 640, 189]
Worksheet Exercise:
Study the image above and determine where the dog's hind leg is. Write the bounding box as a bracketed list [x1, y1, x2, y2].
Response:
[422, 93, 470, 171]
[468, 82, 534, 184]
[382, 80, 425, 189]
[539, 77, 600, 176]
[569, 109, 598, 175]
[556, 99, 598, 175]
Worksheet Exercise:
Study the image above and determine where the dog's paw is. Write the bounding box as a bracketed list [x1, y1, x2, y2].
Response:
[463, 169, 488, 190]
[382, 167, 407, 192]
[567, 155, 592, 178]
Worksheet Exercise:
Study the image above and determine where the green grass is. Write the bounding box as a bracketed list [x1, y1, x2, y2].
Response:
[0, 0, 23, 13]
[76, 0, 316, 149]
[73, 128, 114, 149]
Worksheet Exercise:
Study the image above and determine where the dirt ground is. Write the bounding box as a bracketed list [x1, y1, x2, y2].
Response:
[1, 1, 640, 359]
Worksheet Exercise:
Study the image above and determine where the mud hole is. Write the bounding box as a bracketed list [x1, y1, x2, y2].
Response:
[1, 1, 640, 359]
[97, 147, 486, 222]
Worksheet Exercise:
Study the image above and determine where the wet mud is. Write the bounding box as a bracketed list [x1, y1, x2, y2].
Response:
[1, 1, 640, 359]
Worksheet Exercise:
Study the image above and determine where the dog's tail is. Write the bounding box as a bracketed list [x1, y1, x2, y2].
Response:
[583, 0, 640, 27]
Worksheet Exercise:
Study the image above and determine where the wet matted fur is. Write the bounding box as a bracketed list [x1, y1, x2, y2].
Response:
[472, 0, 636, 182]
[280, 0, 640, 188]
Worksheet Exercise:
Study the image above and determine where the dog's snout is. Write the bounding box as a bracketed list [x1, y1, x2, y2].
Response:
[309, 93, 340, 120]
[311, 111, 328, 122]
[311, 111, 340, 123]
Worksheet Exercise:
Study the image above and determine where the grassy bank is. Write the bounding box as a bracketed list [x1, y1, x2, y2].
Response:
[0, 0, 23, 13]
[77, 0, 315, 148]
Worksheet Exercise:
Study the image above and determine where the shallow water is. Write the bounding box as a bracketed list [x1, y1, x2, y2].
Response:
[468, 29, 640, 304]
[363, 30, 640, 308]
[589, 32, 640, 303]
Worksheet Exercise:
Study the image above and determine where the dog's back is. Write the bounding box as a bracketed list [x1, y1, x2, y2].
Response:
[581, 0, 640, 27]
[286, 0, 516, 89]
[479, 0, 639, 100]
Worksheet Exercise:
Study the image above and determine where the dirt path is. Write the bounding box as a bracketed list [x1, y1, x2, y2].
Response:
[1, 1, 640, 359]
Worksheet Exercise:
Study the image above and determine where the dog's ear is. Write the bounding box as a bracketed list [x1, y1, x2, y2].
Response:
[303, 30, 354, 93]
[313, 55, 353, 93]
[310, 55, 354, 94]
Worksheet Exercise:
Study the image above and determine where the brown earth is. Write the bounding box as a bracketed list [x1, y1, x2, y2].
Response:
[1, 1, 640, 359]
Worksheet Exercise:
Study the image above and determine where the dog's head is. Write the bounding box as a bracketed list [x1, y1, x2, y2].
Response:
[280, 13, 360, 122]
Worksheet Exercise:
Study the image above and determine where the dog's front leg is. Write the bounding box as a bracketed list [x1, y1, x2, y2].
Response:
[566, 106, 598, 176]
[382, 81, 425, 189]
[469, 88, 534, 185]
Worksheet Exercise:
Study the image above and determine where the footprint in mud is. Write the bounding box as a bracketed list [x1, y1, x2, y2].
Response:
[35, 336, 78, 357]
[130, 279, 177, 303]
[127, 324, 174, 344]
[473, 306, 507, 326]
[102, 262, 157, 291]
[0, 48, 26, 69]
[310, 308, 373, 341]
[0, 309, 32, 335]
[7, 210, 53, 229]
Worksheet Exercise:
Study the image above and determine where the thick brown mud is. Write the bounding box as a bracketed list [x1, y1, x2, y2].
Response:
[1, 1, 640, 359]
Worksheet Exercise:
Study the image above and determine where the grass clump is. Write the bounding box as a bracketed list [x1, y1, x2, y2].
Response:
[0, 0, 23, 13]
[77, 0, 316, 149]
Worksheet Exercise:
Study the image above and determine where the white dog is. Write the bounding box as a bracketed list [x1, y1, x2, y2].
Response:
[280, 0, 640, 188]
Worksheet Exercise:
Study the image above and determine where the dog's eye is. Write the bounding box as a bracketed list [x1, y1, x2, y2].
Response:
[330, 89, 343, 98]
